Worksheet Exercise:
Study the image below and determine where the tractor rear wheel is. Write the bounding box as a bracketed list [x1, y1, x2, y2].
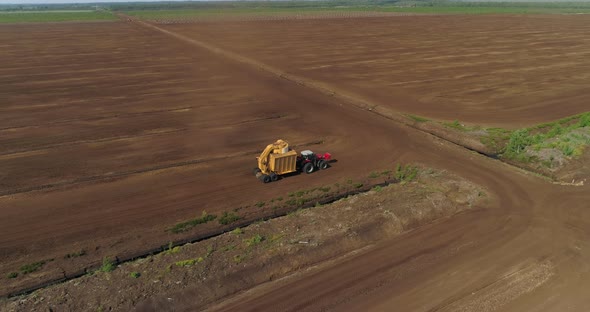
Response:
[270, 172, 279, 181]
[253, 168, 261, 175]
[318, 160, 329, 170]
[303, 162, 314, 174]
[260, 174, 271, 183]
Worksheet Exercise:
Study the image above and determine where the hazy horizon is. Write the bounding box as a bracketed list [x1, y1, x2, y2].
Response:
[0, 0, 217, 4]
[1, 0, 589, 5]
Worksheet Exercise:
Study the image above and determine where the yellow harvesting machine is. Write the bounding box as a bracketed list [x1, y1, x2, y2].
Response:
[254, 139, 332, 183]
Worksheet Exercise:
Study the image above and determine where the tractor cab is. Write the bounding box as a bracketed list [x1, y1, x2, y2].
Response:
[299, 150, 316, 160]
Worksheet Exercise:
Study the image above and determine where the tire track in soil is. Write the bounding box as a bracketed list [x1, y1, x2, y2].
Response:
[0, 114, 283, 157]
[0, 140, 324, 197]
[126, 16, 506, 160]
[0, 128, 186, 157]
[0, 106, 193, 132]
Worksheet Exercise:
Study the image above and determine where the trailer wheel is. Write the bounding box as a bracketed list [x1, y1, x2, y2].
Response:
[270, 173, 278, 181]
[260, 174, 271, 183]
[303, 162, 314, 174]
[318, 160, 329, 170]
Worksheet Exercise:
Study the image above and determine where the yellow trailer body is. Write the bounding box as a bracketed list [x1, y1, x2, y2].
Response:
[269, 150, 297, 175]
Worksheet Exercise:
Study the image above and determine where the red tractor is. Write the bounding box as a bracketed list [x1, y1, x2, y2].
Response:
[297, 150, 332, 174]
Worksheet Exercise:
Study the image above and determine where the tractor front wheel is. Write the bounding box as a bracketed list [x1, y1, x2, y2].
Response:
[303, 162, 314, 174]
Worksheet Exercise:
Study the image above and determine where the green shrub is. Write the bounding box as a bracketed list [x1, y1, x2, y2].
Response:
[547, 124, 563, 138]
[505, 129, 533, 156]
[175, 259, 196, 266]
[231, 227, 243, 235]
[130, 272, 140, 278]
[395, 164, 419, 182]
[562, 144, 575, 156]
[7, 272, 18, 279]
[20, 261, 46, 274]
[169, 211, 216, 233]
[219, 212, 241, 225]
[296, 198, 307, 206]
[100, 257, 115, 273]
[579, 113, 590, 127]
[244, 234, 264, 247]
[164, 242, 181, 255]
[368, 171, 379, 178]
[573, 146, 585, 157]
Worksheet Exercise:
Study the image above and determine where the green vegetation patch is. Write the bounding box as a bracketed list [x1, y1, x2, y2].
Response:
[169, 211, 216, 233]
[480, 127, 512, 154]
[504, 112, 590, 163]
[20, 261, 47, 274]
[407, 114, 429, 123]
[100, 257, 116, 273]
[121, 1, 590, 20]
[164, 242, 181, 255]
[244, 234, 265, 247]
[0, 11, 115, 23]
[175, 259, 197, 267]
[219, 211, 241, 225]
[444, 120, 469, 131]
[395, 164, 419, 182]
[7, 272, 18, 279]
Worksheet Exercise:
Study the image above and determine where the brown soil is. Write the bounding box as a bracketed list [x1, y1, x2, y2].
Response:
[171, 15, 590, 127]
[0, 168, 488, 311]
[0, 20, 494, 297]
[1, 14, 590, 311]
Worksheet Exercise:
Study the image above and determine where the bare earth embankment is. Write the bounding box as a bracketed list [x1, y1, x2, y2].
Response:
[0, 168, 489, 311]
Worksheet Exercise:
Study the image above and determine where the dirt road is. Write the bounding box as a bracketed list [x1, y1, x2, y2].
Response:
[207, 155, 590, 311]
